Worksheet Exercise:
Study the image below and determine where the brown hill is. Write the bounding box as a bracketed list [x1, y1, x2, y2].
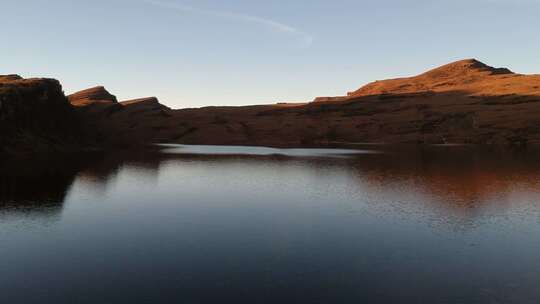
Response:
[347, 59, 521, 97]
[163, 59, 540, 146]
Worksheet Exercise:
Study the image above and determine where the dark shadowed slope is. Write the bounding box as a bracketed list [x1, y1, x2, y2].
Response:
[0, 76, 82, 155]
[68, 90, 172, 146]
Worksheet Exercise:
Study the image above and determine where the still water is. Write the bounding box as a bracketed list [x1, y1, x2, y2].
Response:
[1, 145, 540, 303]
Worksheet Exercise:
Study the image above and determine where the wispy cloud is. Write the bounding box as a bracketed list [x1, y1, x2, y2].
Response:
[141, 0, 314, 47]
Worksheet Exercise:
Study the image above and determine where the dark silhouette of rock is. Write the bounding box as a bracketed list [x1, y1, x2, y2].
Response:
[0, 76, 83, 155]
[69, 89, 172, 146]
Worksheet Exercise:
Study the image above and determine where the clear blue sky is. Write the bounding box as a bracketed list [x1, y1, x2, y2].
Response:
[3, 0, 540, 108]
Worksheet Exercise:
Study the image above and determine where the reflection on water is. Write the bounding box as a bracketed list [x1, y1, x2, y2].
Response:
[0, 158, 81, 228]
[1, 145, 540, 303]
[158, 143, 377, 157]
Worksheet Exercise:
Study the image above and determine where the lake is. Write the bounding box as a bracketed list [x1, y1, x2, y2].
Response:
[1, 145, 540, 303]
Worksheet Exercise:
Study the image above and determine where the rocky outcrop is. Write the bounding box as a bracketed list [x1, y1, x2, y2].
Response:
[69, 86, 118, 106]
[0, 76, 172, 155]
[0, 76, 82, 155]
[69, 89, 172, 146]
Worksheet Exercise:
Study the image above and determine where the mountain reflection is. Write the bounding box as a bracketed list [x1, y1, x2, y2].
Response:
[1, 146, 540, 227]
[0, 152, 164, 222]
[2, 146, 540, 304]
[345, 147, 540, 225]
[0, 157, 82, 224]
[158, 146, 540, 225]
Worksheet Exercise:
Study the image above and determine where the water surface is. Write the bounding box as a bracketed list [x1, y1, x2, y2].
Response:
[1, 145, 540, 303]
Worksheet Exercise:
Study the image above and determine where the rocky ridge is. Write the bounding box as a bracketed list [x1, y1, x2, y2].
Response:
[3, 58, 540, 156]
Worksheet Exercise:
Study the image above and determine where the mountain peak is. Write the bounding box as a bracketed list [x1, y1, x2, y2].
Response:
[421, 59, 513, 79]
[69, 86, 118, 106]
[347, 59, 515, 97]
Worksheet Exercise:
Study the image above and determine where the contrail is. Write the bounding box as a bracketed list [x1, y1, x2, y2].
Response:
[141, 0, 314, 47]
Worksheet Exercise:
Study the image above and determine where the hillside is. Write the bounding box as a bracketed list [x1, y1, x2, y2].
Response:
[164, 59, 540, 145]
[4, 58, 540, 154]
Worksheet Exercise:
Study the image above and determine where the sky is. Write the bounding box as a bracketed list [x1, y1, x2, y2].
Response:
[3, 0, 540, 108]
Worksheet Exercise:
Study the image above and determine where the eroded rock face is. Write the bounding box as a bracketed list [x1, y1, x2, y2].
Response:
[0, 76, 81, 154]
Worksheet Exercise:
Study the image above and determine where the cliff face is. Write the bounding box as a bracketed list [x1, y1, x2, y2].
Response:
[0, 74, 173, 156]
[69, 90, 172, 146]
[0, 76, 82, 155]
